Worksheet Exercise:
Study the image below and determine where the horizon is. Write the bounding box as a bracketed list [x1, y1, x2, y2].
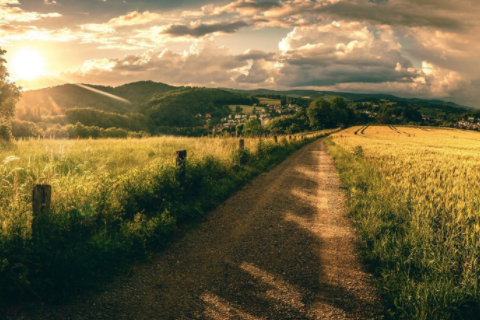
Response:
[1, 0, 479, 107]
[18, 80, 468, 108]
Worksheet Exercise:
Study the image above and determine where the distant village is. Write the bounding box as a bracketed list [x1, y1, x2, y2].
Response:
[196, 103, 303, 132]
[454, 117, 480, 131]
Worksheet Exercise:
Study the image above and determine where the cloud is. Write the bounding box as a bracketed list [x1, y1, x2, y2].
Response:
[56, 42, 247, 87]
[160, 20, 250, 38]
[313, 0, 466, 31]
[0, 0, 61, 23]
[3, 0, 480, 107]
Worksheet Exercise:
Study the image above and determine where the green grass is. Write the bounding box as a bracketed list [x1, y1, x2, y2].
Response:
[0, 135, 321, 307]
[228, 105, 261, 114]
[325, 137, 480, 320]
[258, 98, 281, 105]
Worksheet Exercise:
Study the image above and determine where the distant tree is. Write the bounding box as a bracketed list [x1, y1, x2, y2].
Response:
[235, 106, 242, 113]
[0, 48, 22, 141]
[307, 98, 334, 129]
[330, 97, 353, 126]
[11, 119, 42, 138]
[243, 118, 264, 137]
[287, 123, 301, 134]
[236, 123, 244, 137]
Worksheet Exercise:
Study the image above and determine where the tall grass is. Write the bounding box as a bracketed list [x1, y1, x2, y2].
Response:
[326, 126, 480, 319]
[0, 133, 327, 306]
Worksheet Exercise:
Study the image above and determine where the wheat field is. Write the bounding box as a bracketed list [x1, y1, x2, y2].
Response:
[328, 125, 480, 319]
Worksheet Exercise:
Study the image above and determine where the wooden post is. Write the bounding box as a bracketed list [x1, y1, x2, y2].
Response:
[289, 135, 292, 141]
[239, 139, 246, 165]
[32, 184, 52, 216]
[176, 150, 187, 180]
[176, 150, 187, 167]
[274, 135, 278, 143]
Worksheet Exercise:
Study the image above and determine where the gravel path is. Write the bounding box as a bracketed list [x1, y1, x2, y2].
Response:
[12, 139, 382, 320]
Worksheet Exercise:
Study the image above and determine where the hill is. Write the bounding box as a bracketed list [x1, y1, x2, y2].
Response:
[14, 80, 476, 138]
[17, 81, 176, 116]
[222, 87, 470, 109]
[139, 87, 258, 128]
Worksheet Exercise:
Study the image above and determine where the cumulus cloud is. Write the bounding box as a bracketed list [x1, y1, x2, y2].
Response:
[56, 42, 247, 87]
[3, 0, 480, 107]
[0, 0, 61, 23]
[0, 0, 65, 45]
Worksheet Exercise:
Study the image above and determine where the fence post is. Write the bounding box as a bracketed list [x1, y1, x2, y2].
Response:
[176, 150, 187, 179]
[176, 150, 187, 167]
[274, 135, 278, 143]
[289, 135, 292, 141]
[239, 139, 246, 165]
[32, 184, 52, 217]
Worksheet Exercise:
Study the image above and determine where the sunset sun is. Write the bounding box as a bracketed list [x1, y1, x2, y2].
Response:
[10, 49, 45, 80]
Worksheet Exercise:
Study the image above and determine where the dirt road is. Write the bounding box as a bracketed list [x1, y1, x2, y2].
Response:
[16, 139, 381, 320]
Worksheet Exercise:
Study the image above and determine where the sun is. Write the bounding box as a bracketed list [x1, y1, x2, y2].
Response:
[10, 49, 45, 80]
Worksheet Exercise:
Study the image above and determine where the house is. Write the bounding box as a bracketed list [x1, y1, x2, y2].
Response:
[261, 118, 270, 126]
[206, 114, 212, 119]
[235, 114, 242, 119]
[250, 114, 258, 119]
[468, 117, 475, 123]
[195, 114, 202, 118]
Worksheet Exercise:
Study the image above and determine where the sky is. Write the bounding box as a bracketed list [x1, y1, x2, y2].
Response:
[1, 0, 480, 107]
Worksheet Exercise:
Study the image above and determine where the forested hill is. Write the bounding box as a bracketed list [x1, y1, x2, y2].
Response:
[16, 82, 259, 135]
[223, 88, 469, 110]
[139, 87, 258, 127]
[17, 81, 176, 115]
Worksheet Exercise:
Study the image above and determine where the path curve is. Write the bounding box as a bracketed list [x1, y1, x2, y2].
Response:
[15, 139, 381, 320]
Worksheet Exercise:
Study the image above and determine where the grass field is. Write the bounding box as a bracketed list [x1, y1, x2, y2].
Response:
[228, 105, 260, 114]
[258, 97, 281, 105]
[327, 126, 480, 319]
[0, 133, 329, 306]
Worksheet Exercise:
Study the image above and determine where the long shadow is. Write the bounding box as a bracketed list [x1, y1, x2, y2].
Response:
[190, 142, 381, 319]
[13, 142, 381, 320]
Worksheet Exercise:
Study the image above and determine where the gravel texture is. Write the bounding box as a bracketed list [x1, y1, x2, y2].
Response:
[9, 139, 382, 320]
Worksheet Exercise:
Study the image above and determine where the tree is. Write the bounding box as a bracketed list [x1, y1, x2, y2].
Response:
[0, 48, 22, 141]
[236, 123, 244, 136]
[235, 106, 242, 113]
[330, 96, 352, 126]
[243, 119, 264, 137]
[307, 98, 334, 129]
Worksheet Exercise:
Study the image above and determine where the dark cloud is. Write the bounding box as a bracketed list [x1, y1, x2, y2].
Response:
[161, 21, 250, 37]
[234, 1, 281, 10]
[315, 1, 465, 31]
